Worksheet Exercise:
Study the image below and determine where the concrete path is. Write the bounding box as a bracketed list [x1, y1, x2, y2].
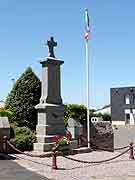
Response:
[13, 151, 135, 180]
[0, 154, 51, 180]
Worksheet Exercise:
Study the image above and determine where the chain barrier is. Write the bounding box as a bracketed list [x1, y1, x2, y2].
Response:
[6, 140, 52, 158]
[6, 136, 130, 155]
[3, 136, 134, 170]
[78, 135, 129, 151]
[94, 144, 129, 152]
[6, 136, 129, 158]
[114, 145, 129, 151]
[12, 153, 51, 167]
[61, 148, 130, 164]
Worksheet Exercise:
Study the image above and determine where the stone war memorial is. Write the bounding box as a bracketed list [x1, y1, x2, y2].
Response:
[34, 37, 77, 152]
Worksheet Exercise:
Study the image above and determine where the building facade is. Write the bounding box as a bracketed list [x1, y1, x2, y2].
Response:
[111, 87, 135, 125]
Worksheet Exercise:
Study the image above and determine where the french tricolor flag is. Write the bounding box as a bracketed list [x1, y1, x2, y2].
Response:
[85, 9, 90, 41]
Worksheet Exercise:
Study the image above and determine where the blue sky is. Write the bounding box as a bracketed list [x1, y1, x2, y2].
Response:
[0, 0, 135, 109]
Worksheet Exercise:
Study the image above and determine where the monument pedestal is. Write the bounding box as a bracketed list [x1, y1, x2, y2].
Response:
[34, 56, 66, 152]
[34, 103, 65, 151]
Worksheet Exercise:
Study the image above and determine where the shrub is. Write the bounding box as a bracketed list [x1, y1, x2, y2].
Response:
[10, 126, 36, 151]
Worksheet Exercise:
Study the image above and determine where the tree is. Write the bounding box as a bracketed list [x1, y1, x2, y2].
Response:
[64, 104, 95, 127]
[5, 67, 41, 130]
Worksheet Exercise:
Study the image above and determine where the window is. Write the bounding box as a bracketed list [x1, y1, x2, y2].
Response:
[125, 94, 130, 104]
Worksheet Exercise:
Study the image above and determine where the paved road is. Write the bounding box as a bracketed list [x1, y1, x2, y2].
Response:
[0, 154, 51, 180]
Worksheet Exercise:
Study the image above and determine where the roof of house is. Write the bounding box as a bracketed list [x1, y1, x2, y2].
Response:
[96, 104, 111, 111]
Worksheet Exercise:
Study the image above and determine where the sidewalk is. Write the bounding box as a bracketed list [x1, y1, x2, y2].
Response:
[13, 150, 135, 180]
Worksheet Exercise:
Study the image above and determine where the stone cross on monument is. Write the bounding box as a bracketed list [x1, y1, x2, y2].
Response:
[47, 37, 57, 58]
[33, 37, 66, 152]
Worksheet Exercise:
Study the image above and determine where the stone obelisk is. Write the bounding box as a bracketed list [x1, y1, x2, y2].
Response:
[34, 37, 65, 152]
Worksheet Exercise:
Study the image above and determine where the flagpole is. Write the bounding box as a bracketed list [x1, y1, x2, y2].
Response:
[86, 39, 90, 148]
[85, 9, 90, 148]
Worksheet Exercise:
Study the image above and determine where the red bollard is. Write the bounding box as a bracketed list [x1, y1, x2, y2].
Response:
[129, 142, 134, 160]
[52, 147, 57, 169]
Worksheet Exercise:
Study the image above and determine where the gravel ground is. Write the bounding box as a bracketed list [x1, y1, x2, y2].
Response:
[13, 150, 135, 180]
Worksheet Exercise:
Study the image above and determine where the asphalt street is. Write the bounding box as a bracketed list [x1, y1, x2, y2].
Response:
[0, 154, 51, 180]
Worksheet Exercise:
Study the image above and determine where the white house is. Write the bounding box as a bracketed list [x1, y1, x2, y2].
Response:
[95, 105, 111, 115]
[0, 100, 5, 108]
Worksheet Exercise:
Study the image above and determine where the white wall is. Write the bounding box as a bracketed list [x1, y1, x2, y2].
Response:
[0, 101, 5, 108]
[95, 106, 111, 114]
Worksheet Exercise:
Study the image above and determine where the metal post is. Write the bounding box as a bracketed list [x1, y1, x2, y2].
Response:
[52, 147, 57, 169]
[3, 136, 8, 153]
[129, 142, 134, 160]
[86, 39, 90, 148]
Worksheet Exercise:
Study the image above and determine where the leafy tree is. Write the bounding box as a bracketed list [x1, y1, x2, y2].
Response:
[102, 113, 111, 121]
[5, 67, 41, 130]
[64, 104, 95, 126]
[64, 104, 86, 126]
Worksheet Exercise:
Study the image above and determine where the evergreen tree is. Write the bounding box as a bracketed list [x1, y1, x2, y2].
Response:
[5, 67, 41, 130]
